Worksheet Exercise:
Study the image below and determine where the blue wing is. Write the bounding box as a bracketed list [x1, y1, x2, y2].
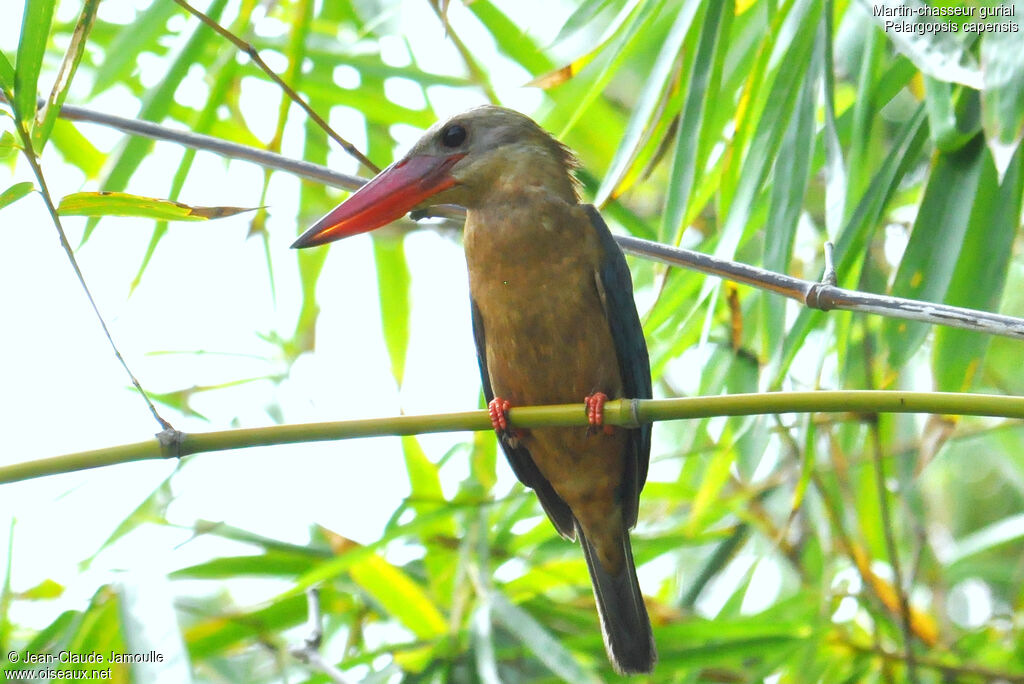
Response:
[582, 204, 652, 529]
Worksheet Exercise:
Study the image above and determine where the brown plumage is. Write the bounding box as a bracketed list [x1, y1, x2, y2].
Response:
[293, 106, 655, 674]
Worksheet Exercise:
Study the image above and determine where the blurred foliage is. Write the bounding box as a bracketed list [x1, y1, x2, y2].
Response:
[3, 0, 1024, 682]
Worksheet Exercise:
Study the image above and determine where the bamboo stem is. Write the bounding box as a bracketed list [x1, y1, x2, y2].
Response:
[2, 391, 1021, 485]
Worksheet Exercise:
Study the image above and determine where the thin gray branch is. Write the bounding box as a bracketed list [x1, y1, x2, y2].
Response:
[289, 588, 350, 684]
[32, 100, 1024, 344]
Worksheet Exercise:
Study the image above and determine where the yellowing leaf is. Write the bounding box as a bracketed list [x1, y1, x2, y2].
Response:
[57, 191, 257, 221]
[348, 553, 447, 640]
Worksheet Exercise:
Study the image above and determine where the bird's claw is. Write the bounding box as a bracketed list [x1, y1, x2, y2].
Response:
[488, 397, 511, 432]
[585, 392, 615, 436]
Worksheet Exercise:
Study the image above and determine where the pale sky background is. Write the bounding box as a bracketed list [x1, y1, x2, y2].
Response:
[0, 0, 790, 656]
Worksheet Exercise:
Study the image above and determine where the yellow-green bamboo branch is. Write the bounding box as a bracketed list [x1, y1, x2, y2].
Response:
[1, 391, 1022, 486]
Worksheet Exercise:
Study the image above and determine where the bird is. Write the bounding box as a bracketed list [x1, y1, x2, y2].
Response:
[292, 105, 655, 674]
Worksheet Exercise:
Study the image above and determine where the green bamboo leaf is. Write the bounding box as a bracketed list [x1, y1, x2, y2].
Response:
[133, 5, 252, 295]
[193, 520, 332, 556]
[718, 0, 805, 210]
[715, 0, 819, 259]
[882, 136, 986, 370]
[555, 0, 666, 138]
[348, 553, 447, 639]
[171, 553, 323, 580]
[687, 444, 735, 535]
[9, 610, 77, 669]
[183, 593, 311, 660]
[488, 590, 602, 684]
[660, 0, 728, 242]
[0, 49, 13, 94]
[66, 587, 127, 677]
[34, 0, 99, 150]
[90, 1, 182, 97]
[551, 0, 620, 45]
[16, 578, 63, 600]
[13, 0, 55, 126]
[400, 435, 458, 595]
[58, 191, 258, 221]
[49, 119, 103, 179]
[819, 6, 846, 236]
[0, 181, 33, 211]
[925, 77, 981, 152]
[596, 0, 702, 205]
[82, 0, 230, 243]
[773, 105, 929, 387]
[471, 602, 502, 684]
[947, 512, 1024, 566]
[981, 26, 1024, 179]
[374, 235, 411, 385]
[77, 476, 173, 572]
[402, 435, 445, 506]
[760, 37, 816, 358]
[933, 146, 1023, 391]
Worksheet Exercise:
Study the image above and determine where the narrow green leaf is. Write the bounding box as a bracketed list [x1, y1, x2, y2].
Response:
[773, 105, 929, 387]
[82, 0, 230, 242]
[715, 0, 819, 261]
[471, 602, 502, 684]
[13, 0, 56, 126]
[594, 0, 700, 205]
[660, 0, 728, 242]
[171, 552, 324, 580]
[183, 593, 312, 660]
[374, 235, 411, 385]
[555, 0, 667, 139]
[66, 587, 127, 678]
[58, 191, 257, 221]
[925, 77, 981, 152]
[0, 181, 33, 211]
[0, 49, 14, 94]
[687, 445, 735, 535]
[489, 590, 602, 684]
[933, 146, 1023, 391]
[49, 119, 103, 178]
[402, 436, 445, 505]
[551, 0, 619, 45]
[90, 1, 182, 97]
[882, 135, 986, 370]
[819, 5, 846, 236]
[33, 0, 99, 150]
[132, 17, 248, 294]
[78, 476, 174, 571]
[947, 512, 1024, 566]
[761, 35, 816, 359]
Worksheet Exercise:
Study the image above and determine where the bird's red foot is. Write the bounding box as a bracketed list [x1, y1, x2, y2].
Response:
[488, 397, 523, 447]
[585, 392, 615, 436]
[488, 397, 511, 432]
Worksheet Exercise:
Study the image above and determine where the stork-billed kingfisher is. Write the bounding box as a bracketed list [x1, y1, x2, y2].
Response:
[292, 106, 655, 674]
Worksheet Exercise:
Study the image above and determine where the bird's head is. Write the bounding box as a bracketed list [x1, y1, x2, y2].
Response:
[292, 106, 578, 248]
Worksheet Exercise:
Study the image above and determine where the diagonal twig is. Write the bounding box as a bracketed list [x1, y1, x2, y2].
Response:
[172, 0, 380, 174]
[868, 418, 919, 682]
[8, 113, 173, 433]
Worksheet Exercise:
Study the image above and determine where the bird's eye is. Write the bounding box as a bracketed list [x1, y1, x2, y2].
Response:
[441, 124, 466, 148]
